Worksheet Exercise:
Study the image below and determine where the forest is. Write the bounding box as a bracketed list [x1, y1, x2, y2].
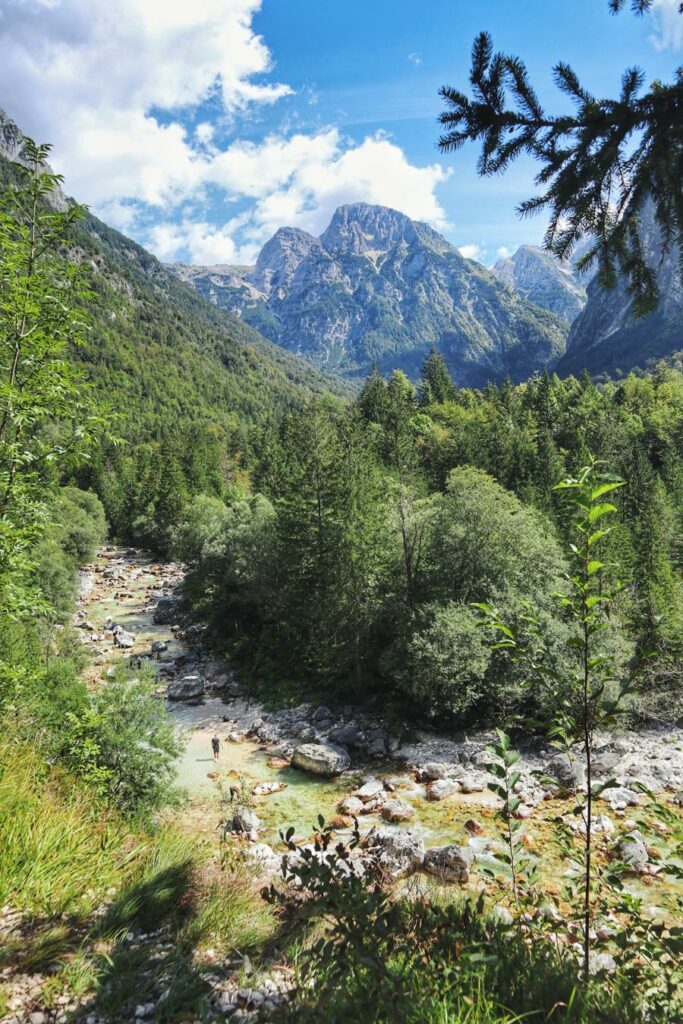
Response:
[77, 354, 683, 729]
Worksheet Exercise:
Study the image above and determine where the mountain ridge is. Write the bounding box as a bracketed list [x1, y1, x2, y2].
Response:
[172, 202, 569, 386]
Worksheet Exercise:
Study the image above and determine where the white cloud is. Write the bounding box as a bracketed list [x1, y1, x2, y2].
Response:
[648, 0, 683, 50]
[496, 245, 514, 260]
[408, 52, 422, 66]
[458, 244, 481, 260]
[0, 0, 290, 204]
[144, 128, 451, 263]
[0, 0, 451, 265]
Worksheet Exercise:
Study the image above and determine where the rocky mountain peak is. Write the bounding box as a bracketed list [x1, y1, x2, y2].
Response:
[253, 225, 322, 294]
[492, 244, 587, 324]
[319, 202, 420, 255]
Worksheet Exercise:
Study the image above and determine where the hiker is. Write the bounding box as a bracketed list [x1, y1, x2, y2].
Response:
[211, 734, 221, 761]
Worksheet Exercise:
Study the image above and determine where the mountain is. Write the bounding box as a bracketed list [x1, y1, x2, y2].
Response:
[491, 245, 587, 324]
[557, 209, 683, 379]
[172, 203, 568, 386]
[0, 109, 346, 443]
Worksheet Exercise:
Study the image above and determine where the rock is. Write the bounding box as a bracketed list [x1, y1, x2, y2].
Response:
[252, 781, 287, 797]
[364, 827, 425, 880]
[153, 597, 175, 624]
[355, 779, 385, 802]
[549, 753, 586, 791]
[460, 778, 485, 794]
[292, 742, 350, 776]
[427, 778, 459, 801]
[492, 904, 513, 926]
[423, 844, 475, 883]
[29, 1014, 47, 1024]
[600, 786, 641, 811]
[134, 1005, 155, 1020]
[615, 831, 649, 873]
[591, 952, 617, 974]
[244, 843, 280, 876]
[592, 750, 623, 775]
[312, 706, 334, 723]
[295, 725, 316, 742]
[465, 818, 484, 835]
[167, 675, 204, 700]
[232, 807, 261, 833]
[114, 629, 135, 649]
[418, 761, 448, 781]
[328, 723, 361, 746]
[339, 795, 364, 816]
[381, 799, 415, 822]
[151, 640, 168, 653]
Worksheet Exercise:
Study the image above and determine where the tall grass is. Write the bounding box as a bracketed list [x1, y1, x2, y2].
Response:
[0, 739, 133, 918]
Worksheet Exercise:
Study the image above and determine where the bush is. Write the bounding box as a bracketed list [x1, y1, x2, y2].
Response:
[61, 675, 183, 814]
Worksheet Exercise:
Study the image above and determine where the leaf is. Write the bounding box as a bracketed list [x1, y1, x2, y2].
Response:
[588, 502, 618, 524]
[590, 481, 624, 500]
[586, 559, 604, 575]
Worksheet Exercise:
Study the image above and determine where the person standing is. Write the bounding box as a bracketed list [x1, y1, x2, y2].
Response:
[211, 734, 221, 761]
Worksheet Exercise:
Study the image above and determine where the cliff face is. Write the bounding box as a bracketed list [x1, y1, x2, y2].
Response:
[491, 245, 586, 324]
[558, 210, 683, 378]
[172, 203, 568, 386]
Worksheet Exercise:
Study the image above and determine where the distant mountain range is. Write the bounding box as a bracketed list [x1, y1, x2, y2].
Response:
[172, 204, 568, 387]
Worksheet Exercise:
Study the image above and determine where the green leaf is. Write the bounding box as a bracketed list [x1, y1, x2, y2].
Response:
[588, 502, 618, 524]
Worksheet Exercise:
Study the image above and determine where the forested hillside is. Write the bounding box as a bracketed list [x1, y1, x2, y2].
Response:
[168, 355, 683, 725]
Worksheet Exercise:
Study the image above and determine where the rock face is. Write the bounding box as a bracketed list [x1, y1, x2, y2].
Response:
[491, 245, 586, 324]
[291, 742, 350, 776]
[171, 203, 567, 386]
[558, 203, 683, 378]
[153, 597, 176, 624]
[167, 675, 204, 700]
[423, 844, 475, 883]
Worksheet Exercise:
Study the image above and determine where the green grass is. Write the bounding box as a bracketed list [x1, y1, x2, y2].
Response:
[0, 736, 281, 1021]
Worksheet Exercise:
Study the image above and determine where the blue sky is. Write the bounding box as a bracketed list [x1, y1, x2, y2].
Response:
[2, 0, 681, 266]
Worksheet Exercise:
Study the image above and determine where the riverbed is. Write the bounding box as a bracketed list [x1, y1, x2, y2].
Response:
[75, 547, 683, 915]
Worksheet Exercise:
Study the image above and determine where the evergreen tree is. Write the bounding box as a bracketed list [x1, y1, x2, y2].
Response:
[418, 347, 457, 406]
[437, 4, 683, 314]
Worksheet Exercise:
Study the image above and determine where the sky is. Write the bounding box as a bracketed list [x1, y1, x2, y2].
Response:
[1, 0, 681, 267]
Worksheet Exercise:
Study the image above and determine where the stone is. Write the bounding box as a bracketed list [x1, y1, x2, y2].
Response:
[591, 952, 617, 974]
[600, 786, 641, 811]
[167, 675, 204, 700]
[615, 831, 649, 873]
[459, 778, 485, 794]
[244, 843, 280, 876]
[423, 844, 475, 883]
[418, 761, 448, 781]
[291, 742, 350, 776]
[312, 706, 334, 723]
[549, 753, 586, 792]
[232, 807, 261, 833]
[465, 818, 484, 835]
[381, 799, 415, 823]
[114, 629, 135, 649]
[295, 724, 316, 742]
[364, 827, 425, 880]
[151, 640, 168, 653]
[427, 778, 459, 801]
[339, 795, 364, 816]
[492, 904, 513, 926]
[153, 597, 175, 624]
[328, 723, 361, 746]
[355, 779, 385, 802]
